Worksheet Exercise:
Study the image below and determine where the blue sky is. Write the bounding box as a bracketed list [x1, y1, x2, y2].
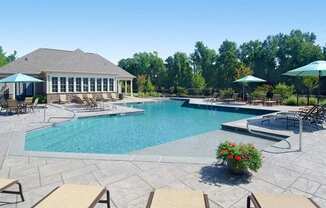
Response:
[2, 0, 326, 63]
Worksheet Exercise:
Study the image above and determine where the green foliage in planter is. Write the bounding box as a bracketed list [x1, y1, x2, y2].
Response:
[217, 141, 262, 172]
[176, 87, 188, 96]
[251, 84, 271, 99]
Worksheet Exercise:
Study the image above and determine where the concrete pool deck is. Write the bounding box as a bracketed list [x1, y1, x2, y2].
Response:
[0, 97, 325, 207]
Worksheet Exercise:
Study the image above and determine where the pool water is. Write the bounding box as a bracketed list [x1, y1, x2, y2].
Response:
[25, 100, 257, 154]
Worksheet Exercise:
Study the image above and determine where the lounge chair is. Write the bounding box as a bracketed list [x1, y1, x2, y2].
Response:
[247, 192, 320, 208]
[6, 99, 21, 114]
[27, 97, 39, 112]
[0, 178, 24, 202]
[32, 184, 110, 208]
[101, 93, 112, 102]
[146, 189, 209, 208]
[251, 97, 264, 105]
[110, 93, 118, 101]
[59, 94, 69, 104]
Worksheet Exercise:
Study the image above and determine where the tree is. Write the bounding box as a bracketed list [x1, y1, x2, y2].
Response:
[303, 76, 318, 103]
[216, 40, 240, 89]
[118, 52, 167, 89]
[192, 73, 206, 89]
[137, 75, 155, 93]
[0, 47, 16, 67]
[165, 52, 193, 89]
[235, 64, 252, 80]
[190, 41, 217, 87]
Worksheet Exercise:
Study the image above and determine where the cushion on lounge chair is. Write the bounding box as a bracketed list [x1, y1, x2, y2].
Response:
[0, 178, 17, 191]
[148, 189, 208, 208]
[33, 184, 106, 208]
[252, 193, 318, 208]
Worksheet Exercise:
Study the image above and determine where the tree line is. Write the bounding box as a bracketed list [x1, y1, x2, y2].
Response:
[118, 30, 326, 95]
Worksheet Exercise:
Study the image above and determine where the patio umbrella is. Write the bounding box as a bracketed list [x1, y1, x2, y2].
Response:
[0, 73, 43, 99]
[283, 60, 326, 103]
[234, 75, 266, 100]
[0, 73, 43, 83]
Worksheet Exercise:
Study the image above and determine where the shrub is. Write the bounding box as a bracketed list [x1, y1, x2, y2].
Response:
[273, 83, 294, 100]
[251, 84, 271, 99]
[219, 88, 234, 98]
[34, 95, 47, 104]
[308, 97, 318, 105]
[217, 141, 262, 173]
[203, 88, 213, 96]
[284, 95, 297, 106]
[188, 88, 202, 95]
[176, 87, 188, 96]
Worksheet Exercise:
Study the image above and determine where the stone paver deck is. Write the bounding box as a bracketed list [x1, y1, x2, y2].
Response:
[0, 98, 325, 207]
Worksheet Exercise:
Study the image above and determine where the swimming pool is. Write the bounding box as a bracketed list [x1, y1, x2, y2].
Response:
[25, 100, 260, 154]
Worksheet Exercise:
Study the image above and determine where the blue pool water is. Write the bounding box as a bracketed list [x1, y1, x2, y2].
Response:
[25, 100, 257, 154]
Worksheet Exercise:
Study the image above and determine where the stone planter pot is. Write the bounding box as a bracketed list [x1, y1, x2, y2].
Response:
[227, 159, 248, 175]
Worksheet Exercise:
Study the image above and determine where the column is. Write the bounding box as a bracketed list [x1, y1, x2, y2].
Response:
[130, 80, 133, 96]
[124, 80, 128, 95]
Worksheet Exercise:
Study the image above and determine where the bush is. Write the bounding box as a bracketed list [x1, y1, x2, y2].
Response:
[308, 97, 318, 105]
[285, 95, 308, 106]
[273, 83, 294, 100]
[176, 87, 188, 96]
[34, 95, 47, 104]
[217, 141, 262, 173]
[251, 84, 271, 99]
[188, 88, 202, 95]
[203, 88, 213, 96]
[219, 88, 234, 98]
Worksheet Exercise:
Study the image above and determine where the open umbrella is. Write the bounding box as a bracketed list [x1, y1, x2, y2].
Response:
[0, 73, 43, 83]
[283, 60, 326, 103]
[0, 73, 43, 99]
[234, 75, 266, 101]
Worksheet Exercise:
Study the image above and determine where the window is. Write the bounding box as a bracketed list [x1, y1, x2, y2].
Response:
[60, 77, 66, 92]
[68, 78, 74, 92]
[103, 78, 108, 91]
[83, 78, 89, 92]
[52, 77, 58, 92]
[96, 78, 102, 91]
[76, 78, 82, 92]
[90, 78, 95, 92]
[109, 78, 114, 91]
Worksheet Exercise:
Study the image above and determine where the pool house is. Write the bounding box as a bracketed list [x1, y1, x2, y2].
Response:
[0, 48, 135, 103]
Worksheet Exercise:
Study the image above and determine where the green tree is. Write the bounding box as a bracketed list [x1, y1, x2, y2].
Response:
[192, 73, 206, 89]
[216, 40, 240, 88]
[118, 52, 166, 88]
[166, 52, 193, 89]
[190, 41, 217, 87]
[0, 47, 16, 67]
[235, 64, 252, 79]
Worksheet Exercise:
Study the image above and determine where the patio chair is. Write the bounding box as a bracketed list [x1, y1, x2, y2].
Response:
[0, 98, 8, 111]
[0, 178, 24, 202]
[146, 189, 209, 208]
[59, 94, 68, 104]
[84, 97, 97, 108]
[247, 192, 320, 208]
[251, 96, 264, 105]
[31, 184, 110, 208]
[101, 93, 112, 102]
[6, 99, 21, 114]
[110, 93, 118, 101]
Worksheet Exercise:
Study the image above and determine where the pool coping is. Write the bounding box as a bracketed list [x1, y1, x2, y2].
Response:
[6, 98, 288, 165]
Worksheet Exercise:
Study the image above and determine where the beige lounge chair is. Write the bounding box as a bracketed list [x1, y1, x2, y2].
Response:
[32, 184, 110, 208]
[110, 93, 118, 101]
[0, 178, 24, 202]
[146, 189, 209, 208]
[247, 192, 320, 208]
[59, 94, 69, 104]
[101, 93, 111, 102]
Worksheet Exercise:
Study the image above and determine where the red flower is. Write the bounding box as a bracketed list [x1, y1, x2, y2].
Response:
[235, 156, 241, 161]
[227, 154, 233, 159]
[229, 143, 236, 147]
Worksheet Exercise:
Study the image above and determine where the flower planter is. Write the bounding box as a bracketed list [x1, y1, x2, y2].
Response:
[227, 159, 248, 175]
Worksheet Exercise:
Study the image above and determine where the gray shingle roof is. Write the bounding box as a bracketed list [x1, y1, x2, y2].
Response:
[0, 48, 135, 78]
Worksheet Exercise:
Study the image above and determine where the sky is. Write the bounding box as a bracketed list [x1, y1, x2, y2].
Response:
[1, 0, 326, 64]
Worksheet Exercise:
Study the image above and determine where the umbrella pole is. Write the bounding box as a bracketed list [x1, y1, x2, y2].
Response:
[242, 84, 245, 101]
[318, 71, 321, 104]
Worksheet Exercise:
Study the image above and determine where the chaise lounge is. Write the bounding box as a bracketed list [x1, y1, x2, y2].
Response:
[146, 189, 209, 208]
[0, 178, 24, 202]
[247, 192, 320, 208]
[32, 184, 110, 208]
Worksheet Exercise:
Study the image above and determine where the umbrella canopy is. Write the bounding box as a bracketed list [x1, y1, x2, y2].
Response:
[234, 75, 266, 83]
[283, 61, 326, 77]
[0, 73, 43, 83]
